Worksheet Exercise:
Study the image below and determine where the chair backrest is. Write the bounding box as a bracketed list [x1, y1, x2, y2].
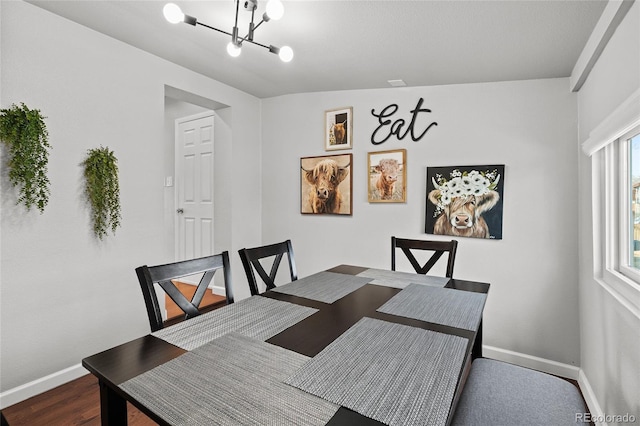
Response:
[135, 251, 233, 332]
[238, 239, 297, 296]
[391, 236, 458, 278]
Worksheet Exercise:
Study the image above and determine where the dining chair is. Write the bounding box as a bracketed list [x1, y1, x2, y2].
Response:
[451, 358, 587, 425]
[391, 236, 458, 277]
[1, 411, 8, 426]
[238, 239, 297, 296]
[135, 251, 234, 332]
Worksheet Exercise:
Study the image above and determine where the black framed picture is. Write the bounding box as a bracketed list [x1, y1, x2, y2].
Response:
[425, 164, 505, 239]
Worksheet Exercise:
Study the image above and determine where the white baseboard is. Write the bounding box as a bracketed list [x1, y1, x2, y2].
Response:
[0, 363, 89, 409]
[211, 285, 226, 296]
[577, 369, 608, 426]
[482, 345, 581, 380]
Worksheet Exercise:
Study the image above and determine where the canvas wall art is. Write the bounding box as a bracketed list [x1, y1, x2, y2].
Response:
[301, 154, 353, 215]
[368, 149, 406, 202]
[425, 165, 505, 239]
[325, 107, 353, 151]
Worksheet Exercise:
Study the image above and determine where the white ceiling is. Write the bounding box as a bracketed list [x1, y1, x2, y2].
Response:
[26, 0, 608, 99]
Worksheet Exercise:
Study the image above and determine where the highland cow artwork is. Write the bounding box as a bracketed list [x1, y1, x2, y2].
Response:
[301, 154, 353, 215]
[425, 165, 505, 239]
[368, 149, 406, 202]
[325, 107, 353, 151]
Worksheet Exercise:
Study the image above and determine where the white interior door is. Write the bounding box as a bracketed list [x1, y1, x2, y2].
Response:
[175, 112, 215, 262]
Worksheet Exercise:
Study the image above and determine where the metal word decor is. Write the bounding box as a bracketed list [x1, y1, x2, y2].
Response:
[370, 98, 438, 145]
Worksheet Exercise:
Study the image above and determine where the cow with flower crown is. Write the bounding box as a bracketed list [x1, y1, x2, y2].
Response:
[428, 169, 500, 238]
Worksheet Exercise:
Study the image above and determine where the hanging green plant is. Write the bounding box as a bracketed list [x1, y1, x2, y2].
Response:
[0, 103, 51, 213]
[83, 146, 122, 240]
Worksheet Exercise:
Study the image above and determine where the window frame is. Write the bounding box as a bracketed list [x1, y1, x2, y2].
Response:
[617, 127, 640, 283]
[585, 89, 640, 316]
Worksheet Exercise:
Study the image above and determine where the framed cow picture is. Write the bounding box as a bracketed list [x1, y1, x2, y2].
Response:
[368, 149, 406, 203]
[325, 107, 353, 151]
[301, 154, 353, 215]
[425, 164, 505, 239]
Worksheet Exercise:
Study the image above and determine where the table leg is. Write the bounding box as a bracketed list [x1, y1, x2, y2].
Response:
[99, 380, 127, 426]
[472, 319, 483, 359]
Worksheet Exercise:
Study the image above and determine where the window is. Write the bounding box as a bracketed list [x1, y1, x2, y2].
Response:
[593, 126, 640, 314]
[583, 89, 640, 315]
[619, 127, 640, 283]
[628, 132, 640, 270]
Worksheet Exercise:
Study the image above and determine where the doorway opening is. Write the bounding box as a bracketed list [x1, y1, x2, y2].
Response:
[163, 85, 232, 322]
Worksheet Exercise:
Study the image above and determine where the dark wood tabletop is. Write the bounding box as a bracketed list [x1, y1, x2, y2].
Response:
[82, 265, 489, 426]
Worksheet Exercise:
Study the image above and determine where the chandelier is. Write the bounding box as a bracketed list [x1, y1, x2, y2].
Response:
[163, 0, 294, 62]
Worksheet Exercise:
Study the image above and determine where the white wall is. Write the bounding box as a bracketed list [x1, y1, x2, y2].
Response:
[261, 78, 581, 367]
[0, 1, 262, 398]
[577, 1, 640, 420]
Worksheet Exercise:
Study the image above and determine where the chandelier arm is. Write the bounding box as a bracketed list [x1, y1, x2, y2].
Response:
[243, 39, 272, 51]
[240, 18, 266, 44]
[196, 20, 272, 50]
[234, 0, 240, 29]
[252, 19, 266, 32]
[195, 21, 233, 38]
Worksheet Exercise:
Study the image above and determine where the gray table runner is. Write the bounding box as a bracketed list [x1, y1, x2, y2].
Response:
[356, 268, 450, 288]
[153, 296, 317, 350]
[121, 333, 339, 426]
[285, 317, 467, 426]
[377, 284, 487, 331]
[272, 271, 372, 303]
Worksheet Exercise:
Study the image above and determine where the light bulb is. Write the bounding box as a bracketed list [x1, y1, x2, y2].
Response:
[278, 46, 293, 62]
[227, 42, 242, 57]
[265, 0, 284, 20]
[163, 3, 184, 24]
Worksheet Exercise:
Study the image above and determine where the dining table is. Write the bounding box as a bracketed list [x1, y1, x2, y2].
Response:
[82, 264, 490, 426]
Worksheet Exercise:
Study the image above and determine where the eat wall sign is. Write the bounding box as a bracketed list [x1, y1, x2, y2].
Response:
[370, 97, 438, 145]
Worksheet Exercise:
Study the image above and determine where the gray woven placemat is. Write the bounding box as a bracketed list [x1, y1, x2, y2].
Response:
[377, 284, 487, 331]
[153, 296, 317, 350]
[121, 333, 339, 426]
[285, 317, 467, 426]
[356, 268, 449, 288]
[271, 271, 372, 303]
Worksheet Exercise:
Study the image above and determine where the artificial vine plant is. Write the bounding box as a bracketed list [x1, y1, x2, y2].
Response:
[83, 146, 122, 240]
[0, 103, 51, 213]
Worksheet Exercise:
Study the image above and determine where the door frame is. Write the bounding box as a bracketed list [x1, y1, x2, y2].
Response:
[174, 110, 216, 266]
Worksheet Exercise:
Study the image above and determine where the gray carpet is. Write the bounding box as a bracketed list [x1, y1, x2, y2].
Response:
[271, 271, 372, 303]
[377, 284, 487, 331]
[285, 317, 467, 426]
[121, 333, 339, 425]
[451, 358, 588, 425]
[153, 295, 318, 350]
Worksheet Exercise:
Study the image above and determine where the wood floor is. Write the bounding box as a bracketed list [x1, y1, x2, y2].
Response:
[165, 281, 226, 321]
[2, 373, 156, 426]
[2, 284, 226, 426]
